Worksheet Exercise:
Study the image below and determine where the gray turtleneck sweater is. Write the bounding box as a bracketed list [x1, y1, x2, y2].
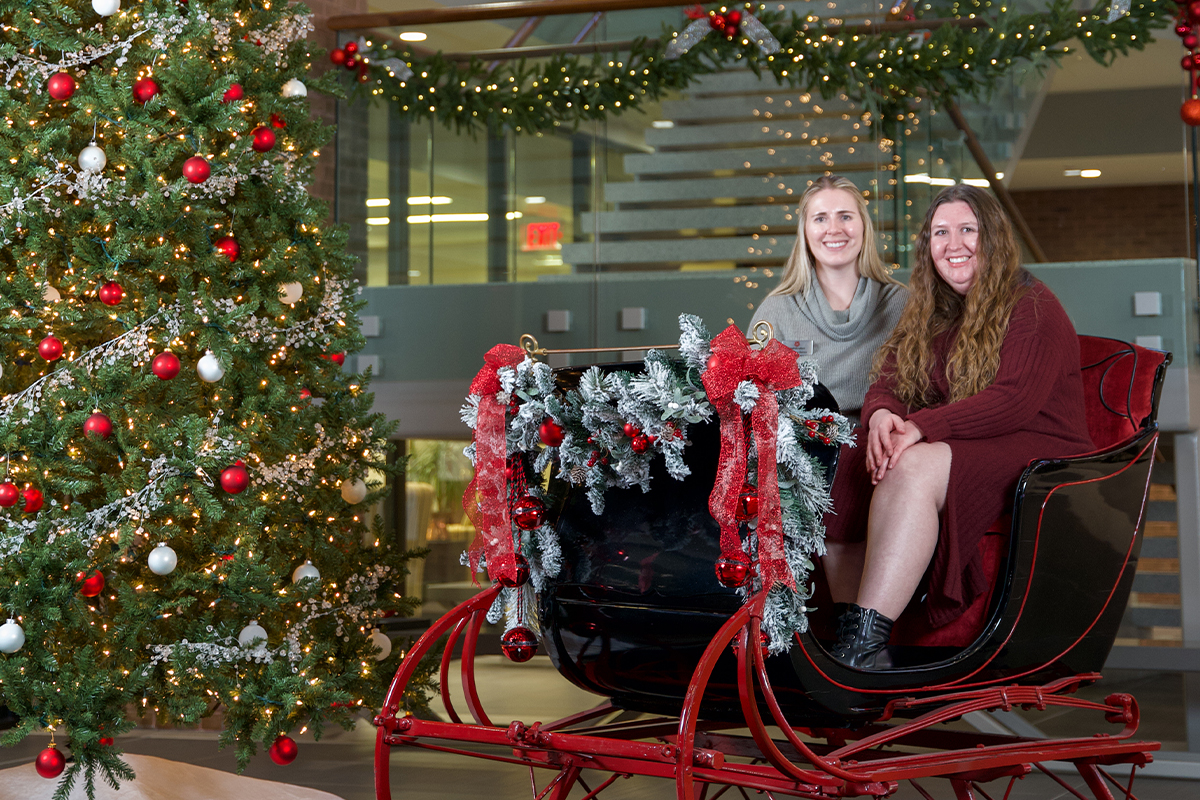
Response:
[749, 278, 908, 423]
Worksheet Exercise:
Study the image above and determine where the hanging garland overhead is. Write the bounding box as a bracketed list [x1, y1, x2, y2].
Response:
[350, 0, 1167, 135]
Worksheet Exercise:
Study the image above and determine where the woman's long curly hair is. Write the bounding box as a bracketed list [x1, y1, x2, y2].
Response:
[873, 184, 1029, 408]
[768, 175, 896, 298]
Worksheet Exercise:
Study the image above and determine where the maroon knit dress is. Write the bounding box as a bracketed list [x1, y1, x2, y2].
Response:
[826, 277, 1093, 628]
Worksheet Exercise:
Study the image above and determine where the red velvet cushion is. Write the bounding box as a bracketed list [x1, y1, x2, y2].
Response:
[1078, 336, 1165, 450]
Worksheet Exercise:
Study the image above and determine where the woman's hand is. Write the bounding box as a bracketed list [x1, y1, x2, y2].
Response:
[866, 410, 925, 484]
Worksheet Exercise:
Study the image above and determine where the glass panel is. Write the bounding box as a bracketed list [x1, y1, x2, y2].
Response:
[404, 439, 477, 617]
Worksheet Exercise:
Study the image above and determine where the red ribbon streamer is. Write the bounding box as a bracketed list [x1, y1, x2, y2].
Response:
[464, 344, 526, 585]
[701, 326, 802, 591]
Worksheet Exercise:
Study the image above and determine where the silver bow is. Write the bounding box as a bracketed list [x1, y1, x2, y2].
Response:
[1105, 0, 1129, 22]
[665, 13, 782, 60]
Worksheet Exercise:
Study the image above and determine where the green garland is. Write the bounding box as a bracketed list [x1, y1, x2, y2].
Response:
[355, 0, 1168, 135]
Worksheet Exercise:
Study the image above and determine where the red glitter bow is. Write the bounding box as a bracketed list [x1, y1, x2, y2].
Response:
[701, 326, 802, 591]
[464, 343, 526, 585]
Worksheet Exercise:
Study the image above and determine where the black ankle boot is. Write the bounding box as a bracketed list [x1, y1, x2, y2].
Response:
[830, 603, 894, 669]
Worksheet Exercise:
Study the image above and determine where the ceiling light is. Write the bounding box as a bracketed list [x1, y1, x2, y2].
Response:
[407, 213, 489, 224]
[506, 211, 524, 220]
[399, 32, 427, 42]
[1063, 169, 1082, 177]
[652, 120, 675, 129]
[365, 198, 389, 207]
[407, 196, 452, 205]
[929, 177, 955, 186]
[1080, 169, 1101, 178]
[366, 217, 389, 226]
[961, 179, 990, 187]
[903, 173, 930, 184]
[524, 196, 546, 204]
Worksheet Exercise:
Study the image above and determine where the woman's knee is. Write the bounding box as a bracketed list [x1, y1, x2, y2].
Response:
[878, 442, 952, 493]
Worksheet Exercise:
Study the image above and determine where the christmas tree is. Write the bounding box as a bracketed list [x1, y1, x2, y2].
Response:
[0, 1, 427, 796]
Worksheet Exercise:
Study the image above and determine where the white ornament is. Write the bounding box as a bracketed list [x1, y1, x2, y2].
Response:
[281, 79, 307, 98]
[43, 284, 60, 302]
[79, 143, 107, 172]
[147, 543, 178, 575]
[340, 478, 367, 504]
[279, 282, 303, 304]
[238, 620, 268, 647]
[196, 351, 225, 382]
[292, 560, 320, 583]
[92, 0, 120, 16]
[369, 628, 392, 661]
[0, 619, 24, 654]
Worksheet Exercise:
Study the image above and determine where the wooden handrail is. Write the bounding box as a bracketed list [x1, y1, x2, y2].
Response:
[329, 0, 982, 31]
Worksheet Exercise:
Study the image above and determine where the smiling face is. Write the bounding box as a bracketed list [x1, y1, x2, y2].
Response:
[803, 188, 865, 274]
[930, 200, 980, 295]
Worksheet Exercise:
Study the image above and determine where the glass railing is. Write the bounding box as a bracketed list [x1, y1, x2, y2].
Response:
[334, 1, 1056, 287]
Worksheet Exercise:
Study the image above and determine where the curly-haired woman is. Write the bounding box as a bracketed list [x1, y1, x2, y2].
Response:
[825, 184, 1093, 669]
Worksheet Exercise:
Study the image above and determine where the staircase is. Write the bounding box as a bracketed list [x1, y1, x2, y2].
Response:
[1119, 468, 1183, 646]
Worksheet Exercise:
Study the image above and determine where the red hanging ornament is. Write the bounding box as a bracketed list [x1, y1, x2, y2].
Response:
[344, 41, 359, 55]
[330, 48, 347, 65]
[133, 76, 159, 104]
[511, 496, 546, 530]
[98, 280, 124, 306]
[1184, 98, 1200, 126]
[222, 83, 244, 103]
[1179, 23, 1195, 37]
[328, 352, 346, 366]
[21, 488, 42, 513]
[1191, 0, 1200, 20]
[715, 551, 751, 588]
[497, 553, 530, 588]
[35, 746, 66, 779]
[270, 112, 287, 129]
[78, 570, 105, 597]
[220, 463, 250, 494]
[500, 626, 538, 662]
[344, 55, 358, 70]
[251, 125, 276, 152]
[730, 629, 770, 659]
[622, 422, 639, 438]
[269, 735, 299, 765]
[299, 388, 312, 400]
[736, 483, 759, 521]
[182, 155, 211, 183]
[631, 434, 650, 453]
[99, 737, 114, 746]
[38, 335, 63, 361]
[215, 236, 240, 262]
[1187, 34, 1199, 49]
[0, 483, 17, 508]
[538, 418, 564, 447]
[151, 351, 181, 380]
[84, 412, 113, 440]
[47, 72, 76, 100]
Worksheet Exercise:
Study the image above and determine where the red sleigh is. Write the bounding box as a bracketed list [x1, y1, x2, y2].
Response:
[375, 335, 1169, 800]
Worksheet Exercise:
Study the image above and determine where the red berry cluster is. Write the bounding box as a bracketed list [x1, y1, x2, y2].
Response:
[329, 40, 370, 83]
[802, 415, 837, 446]
[1178, 5, 1200, 124]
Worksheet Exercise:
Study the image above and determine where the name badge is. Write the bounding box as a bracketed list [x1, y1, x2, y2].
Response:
[788, 340, 814, 356]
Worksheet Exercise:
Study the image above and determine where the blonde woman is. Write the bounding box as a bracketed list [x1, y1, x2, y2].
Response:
[825, 184, 1093, 669]
[750, 175, 906, 424]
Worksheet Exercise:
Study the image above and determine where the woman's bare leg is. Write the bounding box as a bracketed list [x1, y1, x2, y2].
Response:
[822, 542, 866, 603]
[855, 442, 952, 620]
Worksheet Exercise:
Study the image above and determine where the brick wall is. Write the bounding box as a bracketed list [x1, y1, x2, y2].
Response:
[304, 0, 367, 205]
[1010, 184, 1195, 263]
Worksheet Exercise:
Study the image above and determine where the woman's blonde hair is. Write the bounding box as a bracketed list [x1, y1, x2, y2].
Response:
[873, 184, 1029, 408]
[768, 175, 895, 298]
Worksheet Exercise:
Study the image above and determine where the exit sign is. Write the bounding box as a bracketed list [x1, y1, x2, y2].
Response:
[524, 222, 561, 251]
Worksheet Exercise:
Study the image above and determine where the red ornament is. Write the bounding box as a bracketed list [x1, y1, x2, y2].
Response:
[21, 488, 42, 513]
[730, 630, 770, 659]
[622, 422, 639, 438]
[357, 62, 370, 83]
[1187, 34, 1199, 49]
[1179, 23, 1194, 38]
[47, 72, 76, 100]
[631, 434, 650, 454]
[715, 552, 751, 588]
[99, 737, 114, 746]
[84, 412, 113, 440]
[736, 483, 759, 521]
[299, 388, 312, 400]
[330, 48, 347, 66]
[151, 351, 181, 380]
[78, 570, 105, 597]
[269, 735, 299, 765]
[222, 83, 244, 103]
[344, 56, 358, 70]
[344, 41, 359, 55]
[38, 335, 63, 361]
[251, 125, 276, 152]
[35, 746, 66, 779]
[133, 76, 159, 104]
[270, 112, 287, 129]
[500, 626, 538, 662]
[511, 496, 546, 530]
[1184, 98, 1200, 126]
[220, 463, 250, 494]
[182, 155, 211, 183]
[98, 280, 124, 306]
[538, 419, 564, 447]
[0, 483, 17, 508]
[215, 236, 240, 262]
[1191, 1, 1200, 20]
[497, 553, 530, 588]
[329, 352, 346, 366]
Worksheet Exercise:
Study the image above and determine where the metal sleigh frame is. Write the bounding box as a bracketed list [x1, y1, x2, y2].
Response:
[373, 336, 1168, 800]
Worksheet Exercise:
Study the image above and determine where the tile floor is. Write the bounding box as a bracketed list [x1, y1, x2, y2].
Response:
[5, 658, 1197, 800]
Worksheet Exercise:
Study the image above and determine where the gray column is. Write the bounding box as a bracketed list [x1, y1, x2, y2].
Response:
[336, 94, 370, 285]
[387, 105, 410, 286]
[487, 122, 509, 282]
